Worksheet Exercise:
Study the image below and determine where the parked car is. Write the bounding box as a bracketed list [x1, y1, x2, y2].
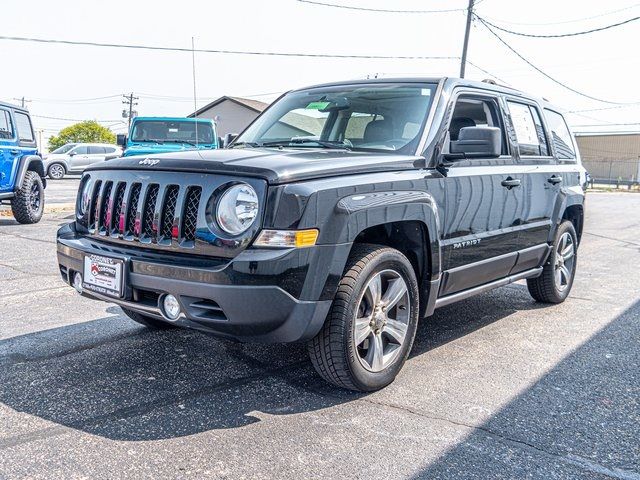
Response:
[0, 101, 46, 224]
[44, 143, 122, 179]
[117, 117, 218, 156]
[57, 77, 585, 391]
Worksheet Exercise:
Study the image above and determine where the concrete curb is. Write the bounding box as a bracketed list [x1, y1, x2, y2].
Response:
[0, 202, 75, 217]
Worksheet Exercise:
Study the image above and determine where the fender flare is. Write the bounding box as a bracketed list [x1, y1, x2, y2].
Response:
[334, 189, 443, 277]
[14, 155, 46, 192]
[548, 185, 584, 244]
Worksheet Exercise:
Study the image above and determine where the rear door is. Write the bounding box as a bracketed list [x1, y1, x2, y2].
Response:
[0, 108, 16, 192]
[86, 146, 107, 166]
[438, 91, 526, 296]
[504, 99, 558, 273]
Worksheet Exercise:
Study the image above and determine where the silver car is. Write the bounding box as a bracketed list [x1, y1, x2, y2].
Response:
[44, 143, 122, 179]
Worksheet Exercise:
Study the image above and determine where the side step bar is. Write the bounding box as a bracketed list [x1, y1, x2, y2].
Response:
[434, 267, 543, 309]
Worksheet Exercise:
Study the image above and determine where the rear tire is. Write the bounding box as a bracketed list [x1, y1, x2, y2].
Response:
[11, 171, 44, 224]
[527, 220, 578, 304]
[308, 244, 419, 392]
[47, 163, 66, 180]
[121, 307, 176, 330]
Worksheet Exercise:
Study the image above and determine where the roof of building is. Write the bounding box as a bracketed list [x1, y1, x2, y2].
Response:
[574, 131, 640, 137]
[189, 96, 270, 118]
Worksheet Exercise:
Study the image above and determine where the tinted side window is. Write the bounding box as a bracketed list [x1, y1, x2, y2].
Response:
[544, 109, 576, 160]
[448, 95, 507, 154]
[88, 146, 106, 154]
[507, 101, 548, 156]
[72, 146, 89, 155]
[0, 110, 14, 139]
[14, 112, 34, 142]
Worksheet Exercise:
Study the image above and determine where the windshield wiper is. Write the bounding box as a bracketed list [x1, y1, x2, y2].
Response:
[261, 139, 352, 150]
[164, 139, 197, 147]
[229, 141, 263, 149]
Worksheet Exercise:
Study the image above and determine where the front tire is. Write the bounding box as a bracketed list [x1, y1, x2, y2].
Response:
[11, 171, 44, 224]
[527, 220, 578, 303]
[308, 244, 419, 392]
[47, 163, 66, 180]
[121, 307, 176, 330]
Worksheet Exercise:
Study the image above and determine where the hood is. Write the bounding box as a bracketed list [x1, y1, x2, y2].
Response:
[87, 148, 424, 184]
[123, 143, 216, 157]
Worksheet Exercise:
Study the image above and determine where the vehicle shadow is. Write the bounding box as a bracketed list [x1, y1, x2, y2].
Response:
[1, 283, 546, 443]
[412, 298, 640, 478]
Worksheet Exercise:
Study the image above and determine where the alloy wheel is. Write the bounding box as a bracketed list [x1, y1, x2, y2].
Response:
[29, 182, 41, 212]
[555, 232, 575, 291]
[49, 164, 65, 179]
[354, 269, 410, 372]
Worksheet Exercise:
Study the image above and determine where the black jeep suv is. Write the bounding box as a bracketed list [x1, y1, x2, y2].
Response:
[57, 78, 585, 391]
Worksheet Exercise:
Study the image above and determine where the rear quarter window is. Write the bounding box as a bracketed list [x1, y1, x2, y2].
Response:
[544, 109, 576, 160]
[14, 112, 34, 143]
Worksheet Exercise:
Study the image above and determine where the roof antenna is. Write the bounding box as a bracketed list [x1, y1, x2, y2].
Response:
[191, 36, 198, 149]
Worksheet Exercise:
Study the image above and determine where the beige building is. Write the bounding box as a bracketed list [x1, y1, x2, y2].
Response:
[575, 132, 640, 183]
[190, 96, 269, 137]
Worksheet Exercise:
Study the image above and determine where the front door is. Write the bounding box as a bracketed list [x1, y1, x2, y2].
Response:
[437, 93, 525, 296]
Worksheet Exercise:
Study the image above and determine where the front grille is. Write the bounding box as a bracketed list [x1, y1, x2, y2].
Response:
[86, 175, 206, 251]
[78, 170, 263, 257]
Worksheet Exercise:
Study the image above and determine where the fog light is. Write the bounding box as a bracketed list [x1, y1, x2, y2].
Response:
[162, 294, 181, 321]
[73, 272, 83, 294]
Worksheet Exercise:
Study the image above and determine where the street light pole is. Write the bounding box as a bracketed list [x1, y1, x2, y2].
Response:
[460, 0, 475, 78]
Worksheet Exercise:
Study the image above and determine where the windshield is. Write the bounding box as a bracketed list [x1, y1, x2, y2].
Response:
[52, 144, 77, 154]
[233, 83, 436, 153]
[131, 120, 214, 144]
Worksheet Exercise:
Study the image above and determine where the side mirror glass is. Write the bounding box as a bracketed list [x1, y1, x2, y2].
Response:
[449, 126, 502, 159]
[116, 134, 127, 147]
[68, 151, 76, 156]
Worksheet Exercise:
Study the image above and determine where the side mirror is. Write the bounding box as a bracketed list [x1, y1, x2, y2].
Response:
[68, 151, 76, 156]
[116, 134, 127, 147]
[223, 133, 238, 147]
[449, 126, 502, 159]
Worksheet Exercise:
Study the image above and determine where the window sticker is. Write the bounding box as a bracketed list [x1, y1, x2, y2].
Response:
[305, 101, 331, 110]
[509, 102, 539, 146]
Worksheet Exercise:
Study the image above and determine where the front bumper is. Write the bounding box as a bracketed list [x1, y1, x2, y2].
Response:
[56, 223, 348, 343]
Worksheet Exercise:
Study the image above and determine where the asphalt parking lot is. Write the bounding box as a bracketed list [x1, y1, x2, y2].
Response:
[0, 193, 638, 479]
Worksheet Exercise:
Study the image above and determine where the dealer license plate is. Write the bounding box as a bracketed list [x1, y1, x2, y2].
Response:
[83, 254, 124, 298]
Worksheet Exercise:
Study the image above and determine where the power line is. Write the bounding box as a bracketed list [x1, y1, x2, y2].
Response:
[477, 14, 640, 38]
[476, 17, 640, 105]
[569, 104, 640, 113]
[571, 122, 640, 127]
[29, 94, 122, 104]
[295, 0, 464, 13]
[32, 114, 122, 122]
[0, 35, 458, 61]
[480, 2, 640, 26]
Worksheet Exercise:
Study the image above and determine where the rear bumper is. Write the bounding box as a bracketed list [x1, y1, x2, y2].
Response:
[56, 223, 345, 343]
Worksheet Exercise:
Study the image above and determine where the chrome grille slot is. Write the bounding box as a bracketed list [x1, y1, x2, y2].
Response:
[126, 183, 141, 236]
[111, 182, 126, 235]
[142, 184, 159, 239]
[98, 181, 113, 232]
[182, 186, 202, 242]
[161, 185, 179, 240]
[88, 180, 102, 230]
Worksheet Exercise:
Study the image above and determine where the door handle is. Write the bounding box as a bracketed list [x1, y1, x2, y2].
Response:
[548, 175, 563, 185]
[501, 177, 521, 189]
[10, 149, 19, 154]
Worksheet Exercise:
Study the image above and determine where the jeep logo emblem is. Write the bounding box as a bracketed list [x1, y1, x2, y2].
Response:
[139, 158, 160, 166]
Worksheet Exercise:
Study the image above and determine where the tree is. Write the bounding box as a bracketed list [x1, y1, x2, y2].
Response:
[48, 121, 116, 150]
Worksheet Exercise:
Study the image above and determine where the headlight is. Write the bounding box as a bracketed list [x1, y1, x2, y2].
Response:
[215, 183, 259, 235]
[77, 177, 92, 218]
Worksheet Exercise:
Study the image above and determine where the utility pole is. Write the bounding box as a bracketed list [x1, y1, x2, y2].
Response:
[122, 93, 139, 130]
[13, 97, 31, 108]
[459, 0, 475, 78]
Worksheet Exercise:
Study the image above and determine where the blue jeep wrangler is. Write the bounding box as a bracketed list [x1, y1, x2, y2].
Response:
[0, 101, 46, 224]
